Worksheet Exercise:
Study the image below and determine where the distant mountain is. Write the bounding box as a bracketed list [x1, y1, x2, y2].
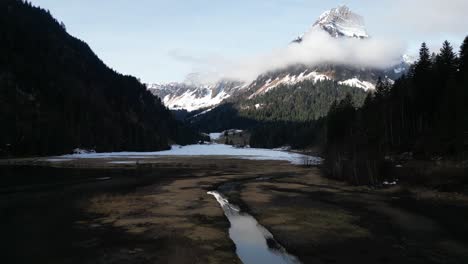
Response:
[240, 63, 400, 99]
[0, 0, 201, 156]
[187, 80, 369, 133]
[243, 5, 409, 97]
[150, 5, 412, 112]
[148, 80, 245, 111]
[294, 5, 368, 42]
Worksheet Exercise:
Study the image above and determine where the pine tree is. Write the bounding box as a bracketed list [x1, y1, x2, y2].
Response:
[459, 36, 468, 77]
[416, 43, 431, 73]
[412, 43, 434, 132]
[375, 77, 391, 101]
[433, 41, 460, 154]
[414, 43, 432, 94]
[436, 40, 457, 80]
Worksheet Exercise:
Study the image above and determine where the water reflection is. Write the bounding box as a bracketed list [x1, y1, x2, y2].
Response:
[208, 191, 301, 264]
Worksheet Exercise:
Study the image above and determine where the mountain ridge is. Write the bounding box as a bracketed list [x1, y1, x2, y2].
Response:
[149, 5, 411, 112]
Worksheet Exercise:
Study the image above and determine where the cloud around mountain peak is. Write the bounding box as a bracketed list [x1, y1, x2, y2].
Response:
[171, 5, 406, 83]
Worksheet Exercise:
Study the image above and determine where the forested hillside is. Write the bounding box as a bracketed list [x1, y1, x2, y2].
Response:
[0, 0, 200, 156]
[241, 81, 367, 122]
[189, 80, 366, 148]
[326, 38, 468, 184]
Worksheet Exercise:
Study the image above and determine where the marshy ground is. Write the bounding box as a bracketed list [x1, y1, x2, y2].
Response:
[1, 157, 468, 264]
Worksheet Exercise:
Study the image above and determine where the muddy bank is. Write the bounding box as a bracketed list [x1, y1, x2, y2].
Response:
[2, 157, 468, 264]
[0, 157, 303, 264]
[1, 158, 244, 264]
[236, 167, 468, 264]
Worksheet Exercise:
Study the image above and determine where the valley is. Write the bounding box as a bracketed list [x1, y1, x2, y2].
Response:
[2, 1, 467, 263]
[2, 154, 468, 264]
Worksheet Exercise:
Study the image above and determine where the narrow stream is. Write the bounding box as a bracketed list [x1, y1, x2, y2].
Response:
[208, 191, 301, 264]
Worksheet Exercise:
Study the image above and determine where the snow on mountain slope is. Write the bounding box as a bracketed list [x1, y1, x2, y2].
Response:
[402, 54, 417, 65]
[148, 80, 245, 111]
[149, 5, 412, 111]
[315, 5, 368, 38]
[249, 71, 329, 98]
[246, 5, 392, 98]
[247, 5, 409, 98]
[294, 5, 368, 43]
[162, 88, 228, 111]
[338, 78, 375, 91]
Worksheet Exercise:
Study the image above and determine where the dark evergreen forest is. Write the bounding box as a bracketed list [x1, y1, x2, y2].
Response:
[0, 0, 201, 157]
[188, 80, 366, 148]
[325, 39, 468, 184]
[189, 37, 467, 185]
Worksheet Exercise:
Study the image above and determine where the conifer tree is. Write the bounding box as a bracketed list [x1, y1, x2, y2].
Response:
[416, 43, 432, 74]
[436, 40, 458, 80]
[414, 43, 432, 97]
[412, 43, 434, 131]
[459, 36, 468, 77]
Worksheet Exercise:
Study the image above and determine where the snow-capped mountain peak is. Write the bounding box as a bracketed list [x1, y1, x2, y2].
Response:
[314, 5, 368, 38]
[295, 5, 368, 42]
[149, 6, 412, 112]
[402, 54, 416, 65]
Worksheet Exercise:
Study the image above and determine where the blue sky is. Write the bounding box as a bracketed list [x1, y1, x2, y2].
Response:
[29, 0, 468, 83]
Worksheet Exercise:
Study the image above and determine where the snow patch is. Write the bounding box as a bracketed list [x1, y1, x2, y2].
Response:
[383, 181, 398, 186]
[73, 148, 96, 154]
[164, 89, 230, 112]
[273, 146, 292, 151]
[313, 5, 368, 39]
[209, 133, 223, 140]
[250, 71, 330, 98]
[207, 191, 240, 211]
[338, 78, 375, 91]
[192, 107, 215, 118]
[402, 54, 416, 64]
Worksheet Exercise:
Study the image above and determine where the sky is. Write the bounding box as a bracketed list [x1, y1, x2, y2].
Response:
[29, 0, 468, 84]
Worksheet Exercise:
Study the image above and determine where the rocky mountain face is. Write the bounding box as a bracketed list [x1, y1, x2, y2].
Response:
[149, 5, 412, 112]
[148, 80, 245, 112]
[294, 5, 368, 42]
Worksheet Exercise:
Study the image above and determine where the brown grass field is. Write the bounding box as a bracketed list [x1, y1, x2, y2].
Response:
[1, 156, 468, 264]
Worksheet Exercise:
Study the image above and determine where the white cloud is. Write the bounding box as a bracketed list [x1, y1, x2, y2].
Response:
[170, 0, 468, 83]
[171, 29, 405, 82]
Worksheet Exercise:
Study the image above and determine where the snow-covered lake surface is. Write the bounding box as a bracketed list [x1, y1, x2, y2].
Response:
[56, 144, 322, 165]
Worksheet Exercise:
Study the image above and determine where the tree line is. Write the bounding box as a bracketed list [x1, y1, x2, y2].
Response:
[325, 38, 468, 184]
[188, 80, 367, 149]
[245, 80, 366, 149]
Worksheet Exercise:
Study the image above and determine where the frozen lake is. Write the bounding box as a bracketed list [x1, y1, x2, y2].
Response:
[54, 144, 322, 165]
